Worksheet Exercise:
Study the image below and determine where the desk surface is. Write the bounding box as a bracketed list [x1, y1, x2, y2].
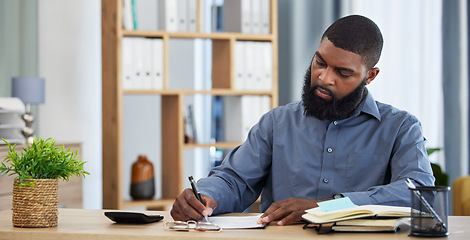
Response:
[0, 209, 469, 240]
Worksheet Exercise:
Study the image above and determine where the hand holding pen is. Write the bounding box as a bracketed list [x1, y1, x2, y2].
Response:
[189, 176, 212, 222]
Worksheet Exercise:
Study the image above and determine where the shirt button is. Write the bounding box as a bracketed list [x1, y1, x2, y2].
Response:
[323, 178, 329, 183]
[333, 121, 338, 125]
[327, 148, 333, 153]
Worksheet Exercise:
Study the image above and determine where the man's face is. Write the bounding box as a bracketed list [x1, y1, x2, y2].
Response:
[301, 38, 379, 120]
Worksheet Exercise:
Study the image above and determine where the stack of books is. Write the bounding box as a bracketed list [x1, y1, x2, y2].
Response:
[302, 198, 411, 233]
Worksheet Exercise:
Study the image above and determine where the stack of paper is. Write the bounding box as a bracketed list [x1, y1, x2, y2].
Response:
[0, 98, 25, 144]
[206, 214, 266, 229]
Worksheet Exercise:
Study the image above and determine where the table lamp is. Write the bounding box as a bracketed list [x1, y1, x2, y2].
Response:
[12, 77, 45, 144]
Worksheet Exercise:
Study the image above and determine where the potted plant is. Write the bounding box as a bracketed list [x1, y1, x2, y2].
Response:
[0, 137, 89, 227]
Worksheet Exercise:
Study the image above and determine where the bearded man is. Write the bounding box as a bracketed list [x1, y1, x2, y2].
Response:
[170, 15, 435, 226]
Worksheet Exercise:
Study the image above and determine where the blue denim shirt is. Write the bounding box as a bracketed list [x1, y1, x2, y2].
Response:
[198, 92, 435, 214]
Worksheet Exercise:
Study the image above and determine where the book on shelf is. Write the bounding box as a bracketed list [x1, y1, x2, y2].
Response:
[233, 41, 246, 90]
[158, 0, 178, 31]
[187, 0, 197, 31]
[150, 38, 164, 90]
[223, 96, 270, 142]
[158, 0, 197, 32]
[302, 204, 411, 224]
[184, 104, 198, 144]
[142, 38, 153, 89]
[122, 0, 196, 32]
[134, 0, 159, 31]
[223, 0, 270, 34]
[259, 0, 270, 34]
[131, 0, 138, 29]
[211, 0, 224, 32]
[211, 96, 224, 142]
[233, 41, 273, 91]
[123, 0, 134, 30]
[122, 37, 164, 90]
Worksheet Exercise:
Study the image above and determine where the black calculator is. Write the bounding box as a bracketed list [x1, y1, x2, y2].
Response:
[104, 211, 164, 224]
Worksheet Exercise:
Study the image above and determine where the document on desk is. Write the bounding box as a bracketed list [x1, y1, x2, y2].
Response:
[206, 214, 267, 229]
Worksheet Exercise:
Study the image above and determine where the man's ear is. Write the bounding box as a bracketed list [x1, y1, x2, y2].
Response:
[365, 67, 380, 85]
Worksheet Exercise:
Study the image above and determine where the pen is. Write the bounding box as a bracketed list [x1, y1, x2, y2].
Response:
[188, 175, 210, 222]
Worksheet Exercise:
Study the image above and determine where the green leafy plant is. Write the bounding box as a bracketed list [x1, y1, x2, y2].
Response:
[426, 147, 448, 186]
[0, 138, 89, 187]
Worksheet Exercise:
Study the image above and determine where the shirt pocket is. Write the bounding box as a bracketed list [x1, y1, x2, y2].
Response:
[345, 152, 388, 191]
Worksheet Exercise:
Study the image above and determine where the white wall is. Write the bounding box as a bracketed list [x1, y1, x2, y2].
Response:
[38, 0, 102, 209]
[341, 0, 444, 166]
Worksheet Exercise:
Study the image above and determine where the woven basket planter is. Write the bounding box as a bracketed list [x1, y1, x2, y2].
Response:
[12, 179, 59, 228]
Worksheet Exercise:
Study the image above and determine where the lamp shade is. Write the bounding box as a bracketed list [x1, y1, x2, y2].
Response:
[12, 77, 45, 104]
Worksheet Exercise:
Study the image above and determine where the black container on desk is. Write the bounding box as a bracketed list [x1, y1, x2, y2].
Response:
[409, 186, 451, 238]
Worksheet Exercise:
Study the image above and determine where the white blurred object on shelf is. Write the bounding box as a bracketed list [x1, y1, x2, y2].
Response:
[0, 97, 26, 144]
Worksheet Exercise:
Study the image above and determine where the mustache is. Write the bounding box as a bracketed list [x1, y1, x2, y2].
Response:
[312, 85, 334, 99]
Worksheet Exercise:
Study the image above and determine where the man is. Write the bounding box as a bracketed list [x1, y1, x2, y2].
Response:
[170, 15, 435, 226]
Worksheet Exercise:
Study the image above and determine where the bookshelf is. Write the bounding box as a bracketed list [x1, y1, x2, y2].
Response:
[101, 0, 278, 210]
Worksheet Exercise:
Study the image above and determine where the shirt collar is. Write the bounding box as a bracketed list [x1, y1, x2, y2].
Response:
[355, 89, 381, 121]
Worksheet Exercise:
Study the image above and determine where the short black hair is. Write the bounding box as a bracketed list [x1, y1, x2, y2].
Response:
[322, 15, 383, 69]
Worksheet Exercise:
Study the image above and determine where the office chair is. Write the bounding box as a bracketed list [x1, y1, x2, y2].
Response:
[453, 176, 470, 216]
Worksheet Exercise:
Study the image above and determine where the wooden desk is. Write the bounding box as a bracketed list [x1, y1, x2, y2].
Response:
[0, 209, 469, 240]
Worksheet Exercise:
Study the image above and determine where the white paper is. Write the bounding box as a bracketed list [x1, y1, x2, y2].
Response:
[205, 214, 265, 229]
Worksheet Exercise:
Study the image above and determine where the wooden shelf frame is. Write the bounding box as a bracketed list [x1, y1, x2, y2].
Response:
[102, 0, 278, 210]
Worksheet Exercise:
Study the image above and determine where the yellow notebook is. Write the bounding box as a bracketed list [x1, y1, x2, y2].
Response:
[302, 205, 410, 224]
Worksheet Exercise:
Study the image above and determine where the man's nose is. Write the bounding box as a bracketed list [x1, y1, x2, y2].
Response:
[318, 68, 335, 85]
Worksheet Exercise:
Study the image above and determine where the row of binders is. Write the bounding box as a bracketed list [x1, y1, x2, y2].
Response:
[122, 37, 164, 90]
[223, 0, 271, 34]
[234, 41, 273, 91]
[123, 0, 197, 32]
[122, 38, 273, 91]
[224, 96, 271, 142]
[123, 0, 271, 34]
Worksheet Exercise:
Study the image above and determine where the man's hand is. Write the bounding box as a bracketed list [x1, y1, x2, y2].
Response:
[257, 197, 332, 226]
[170, 188, 217, 221]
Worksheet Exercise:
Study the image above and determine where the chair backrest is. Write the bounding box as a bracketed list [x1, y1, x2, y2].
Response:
[453, 176, 470, 216]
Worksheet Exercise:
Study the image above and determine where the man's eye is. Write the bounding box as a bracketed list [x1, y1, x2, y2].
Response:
[338, 71, 350, 78]
[315, 60, 326, 67]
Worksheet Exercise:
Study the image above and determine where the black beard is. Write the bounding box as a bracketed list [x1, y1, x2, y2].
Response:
[301, 66, 368, 121]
